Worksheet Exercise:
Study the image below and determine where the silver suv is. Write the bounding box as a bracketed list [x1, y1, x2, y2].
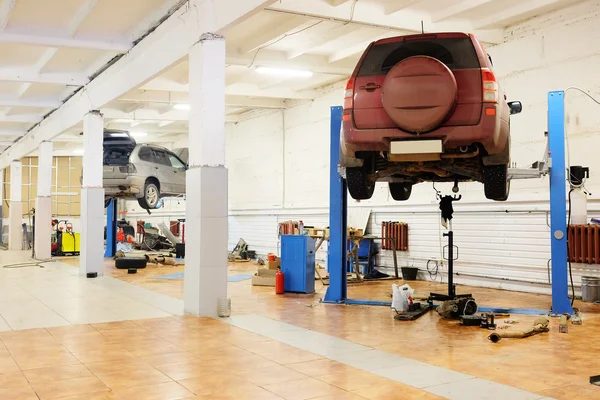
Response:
[103, 130, 187, 209]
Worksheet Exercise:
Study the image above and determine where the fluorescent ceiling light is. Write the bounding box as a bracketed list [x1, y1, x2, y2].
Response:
[110, 132, 128, 137]
[73, 149, 84, 155]
[131, 131, 148, 137]
[173, 103, 190, 110]
[255, 66, 313, 77]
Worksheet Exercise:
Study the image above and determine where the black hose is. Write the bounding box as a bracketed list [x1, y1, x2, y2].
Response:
[567, 188, 575, 306]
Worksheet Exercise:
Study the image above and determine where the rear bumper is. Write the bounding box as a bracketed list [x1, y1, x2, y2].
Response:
[103, 175, 144, 198]
[342, 107, 508, 162]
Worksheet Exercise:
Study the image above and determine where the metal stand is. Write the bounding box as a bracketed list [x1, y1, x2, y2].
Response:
[429, 227, 471, 302]
[104, 199, 117, 258]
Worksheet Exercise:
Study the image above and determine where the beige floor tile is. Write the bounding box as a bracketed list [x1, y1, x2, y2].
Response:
[352, 382, 446, 400]
[30, 376, 110, 399]
[114, 381, 196, 400]
[177, 374, 257, 397]
[316, 369, 392, 391]
[49, 390, 122, 400]
[140, 352, 201, 368]
[286, 359, 357, 377]
[262, 377, 348, 400]
[0, 384, 39, 400]
[198, 386, 284, 400]
[14, 349, 80, 370]
[156, 361, 227, 381]
[85, 358, 149, 376]
[311, 394, 368, 400]
[261, 348, 323, 365]
[234, 364, 309, 386]
[97, 367, 173, 390]
[47, 325, 97, 337]
[23, 364, 93, 383]
[0, 370, 29, 388]
[71, 346, 137, 363]
[0, 354, 20, 373]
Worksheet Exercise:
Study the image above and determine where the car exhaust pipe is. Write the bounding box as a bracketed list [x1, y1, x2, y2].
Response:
[441, 148, 480, 159]
[459, 146, 470, 153]
[488, 317, 550, 343]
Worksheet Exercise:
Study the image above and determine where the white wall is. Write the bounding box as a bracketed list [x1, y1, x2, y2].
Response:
[131, 1, 600, 295]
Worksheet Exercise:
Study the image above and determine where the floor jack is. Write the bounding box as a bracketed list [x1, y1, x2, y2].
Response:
[428, 189, 478, 319]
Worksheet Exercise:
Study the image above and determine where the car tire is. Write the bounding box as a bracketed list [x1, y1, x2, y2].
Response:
[483, 164, 509, 201]
[346, 158, 375, 200]
[138, 181, 160, 209]
[389, 182, 412, 201]
[115, 257, 147, 269]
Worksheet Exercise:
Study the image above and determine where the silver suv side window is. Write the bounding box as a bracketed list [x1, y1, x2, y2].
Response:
[152, 149, 171, 166]
[168, 154, 185, 169]
[138, 147, 153, 162]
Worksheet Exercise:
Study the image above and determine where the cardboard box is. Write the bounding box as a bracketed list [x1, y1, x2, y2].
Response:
[252, 268, 277, 287]
[265, 258, 281, 270]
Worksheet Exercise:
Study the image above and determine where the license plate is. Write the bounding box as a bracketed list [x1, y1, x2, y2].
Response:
[390, 140, 442, 155]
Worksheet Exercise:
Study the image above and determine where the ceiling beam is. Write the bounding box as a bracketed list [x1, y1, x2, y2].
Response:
[432, 0, 495, 22]
[0, 114, 40, 123]
[141, 78, 320, 100]
[266, 1, 504, 44]
[474, 0, 563, 29]
[0, 0, 16, 30]
[0, 30, 130, 52]
[384, 0, 425, 16]
[0, 0, 279, 168]
[238, 15, 308, 54]
[116, 91, 289, 109]
[0, 69, 88, 85]
[328, 33, 390, 63]
[286, 23, 352, 59]
[325, 0, 352, 6]
[227, 48, 356, 75]
[0, 97, 61, 108]
[101, 108, 240, 123]
[0, 128, 27, 136]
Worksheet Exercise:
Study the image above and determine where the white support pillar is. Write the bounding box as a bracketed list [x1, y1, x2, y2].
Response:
[184, 33, 228, 316]
[34, 141, 53, 259]
[80, 111, 105, 276]
[8, 160, 22, 250]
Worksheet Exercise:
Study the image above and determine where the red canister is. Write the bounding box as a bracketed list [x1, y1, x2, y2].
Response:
[275, 268, 285, 294]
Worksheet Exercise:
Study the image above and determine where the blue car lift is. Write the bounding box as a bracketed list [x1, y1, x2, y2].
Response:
[104, 199, 117, 258]
[324, 91, 574, 315]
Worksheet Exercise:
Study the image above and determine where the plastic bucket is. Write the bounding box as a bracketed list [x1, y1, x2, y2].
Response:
[401, 267, 418, 281]
[217, 297, 231, 317]
[581, 276, 600, 302]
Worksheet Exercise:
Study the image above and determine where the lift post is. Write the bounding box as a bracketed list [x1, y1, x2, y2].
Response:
[325, 92, 574, 314]
[104, 199, 117, 258]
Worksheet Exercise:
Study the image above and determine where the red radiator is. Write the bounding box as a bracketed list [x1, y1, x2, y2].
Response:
[381, 222, 408, 251]
[568, 224, 600, 264]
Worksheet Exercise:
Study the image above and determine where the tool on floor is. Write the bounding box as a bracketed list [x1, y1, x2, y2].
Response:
[590, 375, 600, 386]
[571, 309, 583, 325]
[488, 317, 550, 343]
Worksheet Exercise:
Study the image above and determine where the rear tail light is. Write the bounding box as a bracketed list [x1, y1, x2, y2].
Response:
[120, 163, 136, 174]
[482, 68, 498, 103]
[344, 78, 355, 110]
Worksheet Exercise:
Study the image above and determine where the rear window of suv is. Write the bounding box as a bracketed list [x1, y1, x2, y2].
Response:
[357, 37, 480, 76]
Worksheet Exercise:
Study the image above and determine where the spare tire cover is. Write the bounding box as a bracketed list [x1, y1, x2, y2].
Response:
[382, 56, 458, 134]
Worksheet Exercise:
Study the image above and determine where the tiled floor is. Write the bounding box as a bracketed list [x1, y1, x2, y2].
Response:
[1, 250, 599, 399]
[0, 251, 182, 330]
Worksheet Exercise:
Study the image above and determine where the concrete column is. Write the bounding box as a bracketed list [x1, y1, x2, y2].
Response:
[184, 33, 228, 316]
[80, 111, 105, 276]
[8, 161, 22, 250]
[34, 141, 53, 259]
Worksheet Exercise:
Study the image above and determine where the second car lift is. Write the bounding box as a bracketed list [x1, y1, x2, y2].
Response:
[324, 91, 575, 316]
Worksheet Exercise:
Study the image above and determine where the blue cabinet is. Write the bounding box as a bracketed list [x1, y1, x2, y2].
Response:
[281, 235, 315, 294]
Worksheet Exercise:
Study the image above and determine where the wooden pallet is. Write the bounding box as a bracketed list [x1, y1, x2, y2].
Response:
[307, 228, 329, 238]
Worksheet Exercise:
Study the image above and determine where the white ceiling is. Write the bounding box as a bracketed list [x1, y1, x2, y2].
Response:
[0, 0, 584, 153]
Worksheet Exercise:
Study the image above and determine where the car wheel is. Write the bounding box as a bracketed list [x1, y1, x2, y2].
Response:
[389, 182, 412, 201]
[483, 164, 509, 201]
[115, 257, 147, 269]
[346, 158, 375, 200]
[138, 181, 160, 209]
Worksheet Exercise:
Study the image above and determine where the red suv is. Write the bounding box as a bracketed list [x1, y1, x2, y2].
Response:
[341, 32, 521, 201]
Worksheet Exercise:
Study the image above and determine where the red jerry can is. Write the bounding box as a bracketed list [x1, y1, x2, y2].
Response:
[275, 268, 285, 294]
